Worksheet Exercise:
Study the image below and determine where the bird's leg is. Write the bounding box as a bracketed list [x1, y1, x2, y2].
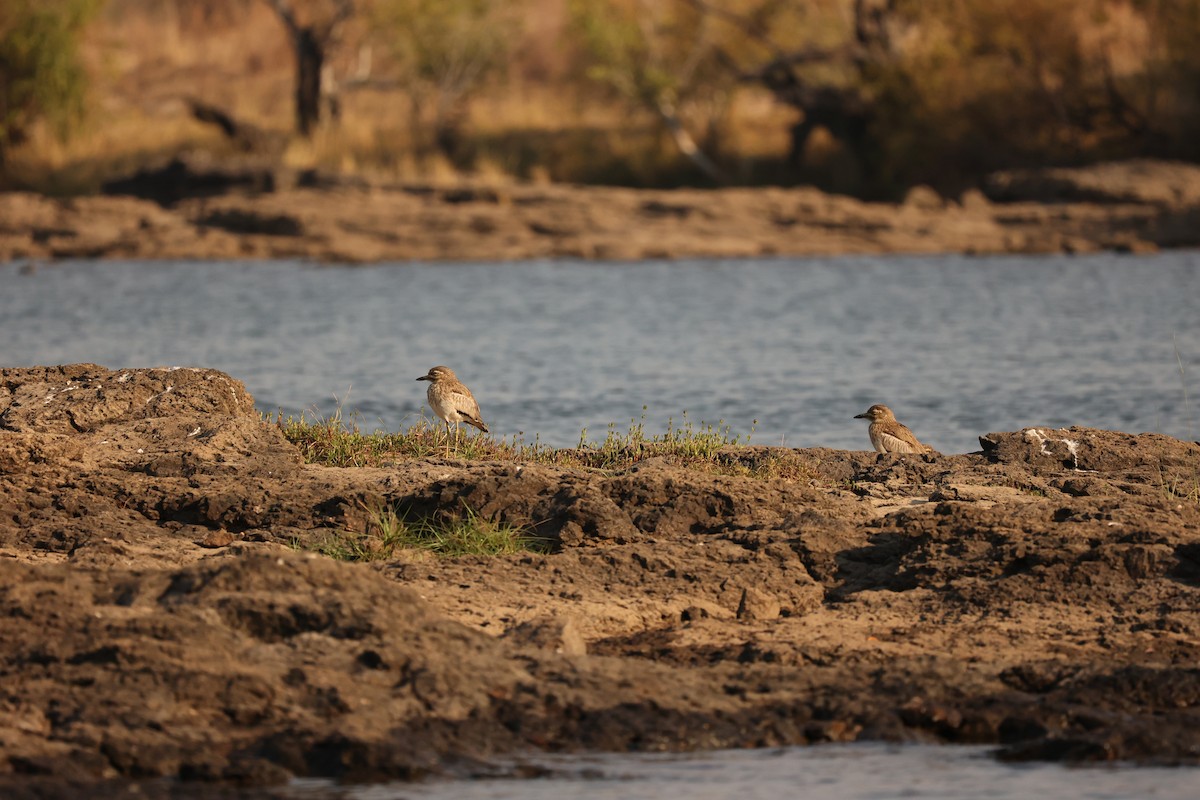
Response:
[444, 420, 452, 456]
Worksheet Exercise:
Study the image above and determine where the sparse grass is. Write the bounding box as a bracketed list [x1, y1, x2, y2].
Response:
[299, 500, 548, 562]
[277, 404, 821, 565]
[1159, 473, 1200, 504]
[273, 407, 449, 466]
[270, 407, 815, 480]
[1158, 335, 1200, 505]
[571, 410, 747, 468]
[690, 450, 818, 482]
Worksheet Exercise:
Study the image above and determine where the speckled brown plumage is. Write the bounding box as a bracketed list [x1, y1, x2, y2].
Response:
[853, 403, 933, 454]
[416, 365, 488, 454]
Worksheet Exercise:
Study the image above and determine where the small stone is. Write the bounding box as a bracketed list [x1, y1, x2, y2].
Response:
[198, 529, 235, 548]
[903, 185, 944, 210]
[736, 587, 781, 620]
[958, 188, 991, 211]
[503, 615, 587, 656]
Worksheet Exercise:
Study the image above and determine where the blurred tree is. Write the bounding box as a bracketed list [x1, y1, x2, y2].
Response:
[569, 0, 745, 182]
[1134, 0, 1200, 158]
[263, 0, 355, 136]
[0, 0, 99, 171]
[864, 0, 1200, 188]
[370, 0, 515, 159]
[568, 0, 872, 184]
[627, 0, 1200, 193]
[730, 0, 895, 180]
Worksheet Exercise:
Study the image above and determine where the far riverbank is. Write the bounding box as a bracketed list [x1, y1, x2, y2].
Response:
[2, 159, 1198, 264]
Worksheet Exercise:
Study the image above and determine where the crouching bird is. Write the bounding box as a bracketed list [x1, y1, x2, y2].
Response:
[854, 403, 933, 454]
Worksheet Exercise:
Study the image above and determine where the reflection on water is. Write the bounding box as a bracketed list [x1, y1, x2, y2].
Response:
[1, 252, 1197, 453]
[286, 744, 1200, 800]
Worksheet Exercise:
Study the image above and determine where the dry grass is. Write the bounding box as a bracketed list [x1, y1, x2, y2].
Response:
[1160, 471, 1200, 504]
[272, 408, 817, 482]
[278, 403, 822, 561]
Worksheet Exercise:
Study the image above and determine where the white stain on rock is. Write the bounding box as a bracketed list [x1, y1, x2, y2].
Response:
[1023, 428, 1084, 470]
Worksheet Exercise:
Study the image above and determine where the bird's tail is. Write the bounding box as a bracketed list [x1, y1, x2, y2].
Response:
[463, 415, 489, 433]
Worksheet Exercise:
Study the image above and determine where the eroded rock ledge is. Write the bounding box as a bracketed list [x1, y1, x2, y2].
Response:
[1, 365, 1198, 795]
[3, 159, 1200, 263]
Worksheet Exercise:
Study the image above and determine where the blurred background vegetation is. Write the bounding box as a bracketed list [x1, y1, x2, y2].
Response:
[2, 0, 1199, 198]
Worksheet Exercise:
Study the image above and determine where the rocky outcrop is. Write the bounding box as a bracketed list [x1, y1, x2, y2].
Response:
[984, 159, 1200, 207]
[4, 159, 1200, 263]
[1, 365, 1198, 794]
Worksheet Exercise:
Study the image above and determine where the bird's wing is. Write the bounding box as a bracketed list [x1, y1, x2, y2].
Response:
[448, 390, 487, 430]
[880, 428, 924, 454]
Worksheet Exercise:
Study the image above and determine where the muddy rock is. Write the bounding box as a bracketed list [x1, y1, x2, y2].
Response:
[1, 365, 1199, 794]
[4, 158, 1199, 263]
[984, 159, 1200, 207]
[502, 616, 588, 656]
[980, 425, 1200, 473]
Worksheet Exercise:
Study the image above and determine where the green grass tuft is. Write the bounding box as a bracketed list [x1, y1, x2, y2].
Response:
[299, 500, 549, 562]
[269, 407, 786, 477]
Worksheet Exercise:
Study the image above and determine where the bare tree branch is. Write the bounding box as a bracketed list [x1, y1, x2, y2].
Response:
[267, 0, 354, 40]
[267, 0, 299, 38]
[655, 97, 726, 183]
[262, 0, 358, 135]
[679, 0, 788, 58]
[853, 0, 898, 54]
[1101, 50, 1149, 137]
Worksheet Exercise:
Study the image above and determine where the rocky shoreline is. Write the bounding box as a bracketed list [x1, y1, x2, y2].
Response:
[1, 364, 1198, 796]
[3, 159, 1200, 263]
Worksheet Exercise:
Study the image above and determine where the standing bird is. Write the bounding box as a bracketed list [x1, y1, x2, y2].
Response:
[854, 404, 933, 454]
[416, 365, 489, 455]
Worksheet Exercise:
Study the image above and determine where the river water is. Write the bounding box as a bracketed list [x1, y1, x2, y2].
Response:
[2, 252, 1197, 453]
[286, 744, 1200, 799]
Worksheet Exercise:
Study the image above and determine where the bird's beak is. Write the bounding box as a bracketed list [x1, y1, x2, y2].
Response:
[416, 376, 428, 382]
[853, 413, 867, 419]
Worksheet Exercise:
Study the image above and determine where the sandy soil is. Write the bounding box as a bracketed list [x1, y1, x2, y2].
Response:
[1, 364, 1198, 797]
[2, 159, 1200, 263]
